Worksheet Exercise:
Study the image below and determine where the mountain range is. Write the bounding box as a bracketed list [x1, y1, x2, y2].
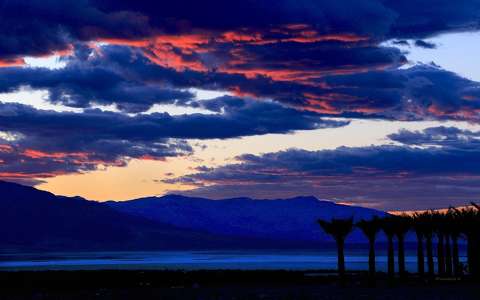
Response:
[0, 181, 387, 251]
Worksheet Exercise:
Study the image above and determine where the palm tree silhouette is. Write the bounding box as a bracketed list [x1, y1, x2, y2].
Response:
[393, 215, 411, 278]
[432, 211, 446, 276]
[457, 205, 480, 277]
[471, 202, 480, 277]
[381, 217, 397, 279]
[357, 217, 382, 279]
[318, 218, 354, 280]
[417, 211, 435, 277]
[412, 213, 425, 276]
[315, 204, 480, 281]
[443, 209, 457, 277]
[447, 208, 462, 277]
[444, 229, 453, 277]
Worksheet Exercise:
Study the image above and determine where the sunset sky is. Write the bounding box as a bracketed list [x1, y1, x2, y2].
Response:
[1, 1, 480, 211]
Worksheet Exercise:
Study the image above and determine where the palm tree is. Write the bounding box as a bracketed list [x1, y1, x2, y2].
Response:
[412, 213, 425, 276]
[443, 209, 458, 277]
[432, 212, 446, 276]
[451, 229, 461, 277]
[417, 211, 435, 277]
[448, 208, 462, 277]
[457, 205, 480, 277]
[381, 217, 397, 279]
[356, 217, 382, 279]
[393, 215, 411, 278]
[471, 203, 480, 277]
[444, 231, 453, 276]
[318, 218, 354, 279]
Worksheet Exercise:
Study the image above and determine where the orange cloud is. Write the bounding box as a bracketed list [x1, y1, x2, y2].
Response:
[0, 171, 68, 179]
[143, 46, 208, 72]
[218, 31, 263, 43]
[219, 25, 368, 45]
[0, 144, 13, 152]
[22, 149, 89, 160]
[426, 104, 480, 120]
[138, 154, 167, 161]
[302, 92, 386, 115]
[0, 57, 25, 67]
[220, 44, 393, 84]
[97, 25, 368, 74]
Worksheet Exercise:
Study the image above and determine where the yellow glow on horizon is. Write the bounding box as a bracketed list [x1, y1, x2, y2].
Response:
[37, 119, 480, 201]
[37, 157, 198, 201]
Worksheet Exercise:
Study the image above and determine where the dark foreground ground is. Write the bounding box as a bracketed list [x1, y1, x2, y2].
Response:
[0, 270, 478, 300]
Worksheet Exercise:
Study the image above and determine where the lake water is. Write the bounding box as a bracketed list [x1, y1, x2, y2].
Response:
[0, 249, 466, 271]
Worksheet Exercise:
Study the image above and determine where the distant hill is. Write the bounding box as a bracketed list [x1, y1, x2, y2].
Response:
[107, 195, 387, 244]
[0, 181, 250, 251]
[0, 181, 387, 252]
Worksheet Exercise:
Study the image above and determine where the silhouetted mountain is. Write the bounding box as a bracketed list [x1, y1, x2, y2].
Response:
[0, 181, 389, 252]
[0, 181, 248, 251]
[107, 195, 387, 244]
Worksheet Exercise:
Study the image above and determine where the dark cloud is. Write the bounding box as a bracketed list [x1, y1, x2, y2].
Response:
[0, 46, 194, 113]
[93, 0, 395, 35]
[392, 40, 410, 46]
[98, 47, 480, 122]
[0, 0, 153, 60]
[0, 97, 344, 140]
[2, 0, 480, 62]
[0, 104, 192, 182]
[0, 0, 393, 62]
[0, 0, 479, 119]
[414, 40, 436, 49]
[385, 0, 480, 39]
[389, 126, 480, 148]
[1, 40, 408, 113]
[2, 0, 480, 192]
[319, 65, 480, 121]
[208, 41, 407, 82]
[167, 126, 480, 210]
[4, 44, 477, 121]
[0, 97, 342, 180]
[171, 144, 480, 183]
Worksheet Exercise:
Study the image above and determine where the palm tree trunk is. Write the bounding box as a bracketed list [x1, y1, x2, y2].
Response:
[398, 235, 406, 278]
[445, 234, 453, 276]
[368, 237, 376, 277]
[467, 234, 480, 277]
[467, 234, 475, 275]
[387, 235, 395, 279]
[337, 239, 346, 279]
[426, 234, 434, 277]
[437, 233, 445, 276]
[474, 237, 480, 278]
[416, 232, 425, 276]
[452, 234, 460, 277]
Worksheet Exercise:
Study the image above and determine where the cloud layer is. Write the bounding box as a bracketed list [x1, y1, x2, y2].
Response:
[2, 44, 480, 120]
[168, 126, 480, 210]
[0, 97, 341, 182]
[2, 0, 480, 60]
[2, 1, 480, 120]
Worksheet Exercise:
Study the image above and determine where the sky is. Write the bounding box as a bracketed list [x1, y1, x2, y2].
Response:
[1, 1, 480, 211]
